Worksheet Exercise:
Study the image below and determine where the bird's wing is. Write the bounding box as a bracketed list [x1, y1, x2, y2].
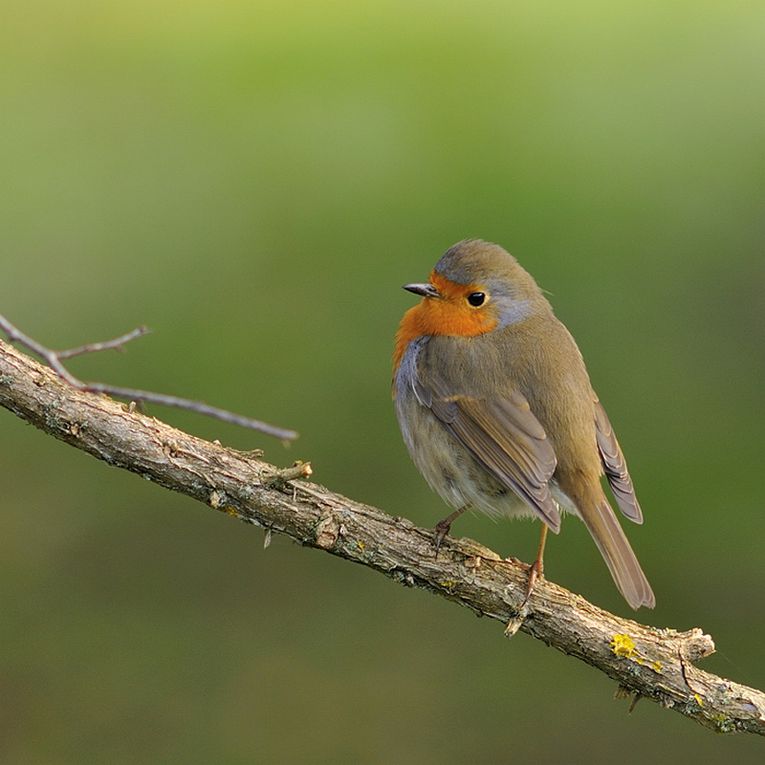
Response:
[425, 377, 561, 532]
[593, 396, 643, 523]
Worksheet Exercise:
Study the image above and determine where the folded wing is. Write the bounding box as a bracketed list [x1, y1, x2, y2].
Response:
[426, 381, 561, 532]
[594, 397, 643, 523]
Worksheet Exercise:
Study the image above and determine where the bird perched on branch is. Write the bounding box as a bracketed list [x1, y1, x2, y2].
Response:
[392, 239, 654, 609]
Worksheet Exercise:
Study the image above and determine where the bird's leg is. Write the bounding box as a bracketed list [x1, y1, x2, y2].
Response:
[433, 506, 468, 557]
[503, 524, 551, 637]
[523, 524, 548, 602]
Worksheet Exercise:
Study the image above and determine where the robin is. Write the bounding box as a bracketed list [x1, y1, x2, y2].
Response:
[392, 239, 655, 609]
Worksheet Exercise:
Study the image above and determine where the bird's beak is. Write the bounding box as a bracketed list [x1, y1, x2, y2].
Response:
[403, 282, 440, 298]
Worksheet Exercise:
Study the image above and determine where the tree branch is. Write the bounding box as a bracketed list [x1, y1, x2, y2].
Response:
[0, 315, 298, 441]
[0, 338, 763, 736]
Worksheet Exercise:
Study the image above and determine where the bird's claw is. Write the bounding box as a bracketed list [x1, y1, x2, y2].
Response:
[432, 522, 450, 558]
[523, 557, 544, 601]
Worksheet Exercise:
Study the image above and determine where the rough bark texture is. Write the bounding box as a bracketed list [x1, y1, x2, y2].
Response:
[1, 338, 763, 736]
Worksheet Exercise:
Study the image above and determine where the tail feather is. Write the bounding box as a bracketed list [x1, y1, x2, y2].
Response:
[580, 494, 655, 610]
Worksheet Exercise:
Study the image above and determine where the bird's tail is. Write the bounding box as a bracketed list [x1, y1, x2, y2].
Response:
[579, 492, 655, 609]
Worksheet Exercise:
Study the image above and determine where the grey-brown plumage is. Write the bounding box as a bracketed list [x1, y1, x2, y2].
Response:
[394, 239, 655, 609]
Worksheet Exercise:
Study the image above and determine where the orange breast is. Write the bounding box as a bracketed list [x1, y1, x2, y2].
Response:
[392, 289, 497, 376]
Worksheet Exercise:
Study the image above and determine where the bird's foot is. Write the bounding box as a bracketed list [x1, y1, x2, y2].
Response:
[524, 556, 544, 602]
[432, 520, 451, 558]
[504, 557, 545, 638]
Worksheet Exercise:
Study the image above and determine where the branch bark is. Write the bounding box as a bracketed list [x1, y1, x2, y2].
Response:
[1, 338, 763, 736]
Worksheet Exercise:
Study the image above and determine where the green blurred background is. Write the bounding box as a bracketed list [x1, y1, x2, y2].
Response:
[1, 1, 763, 762]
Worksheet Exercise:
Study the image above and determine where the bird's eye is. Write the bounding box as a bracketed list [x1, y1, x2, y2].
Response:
[467, 292, 486, 307]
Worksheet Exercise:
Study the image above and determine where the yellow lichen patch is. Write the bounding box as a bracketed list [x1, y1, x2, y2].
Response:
[356, 540, 366, 552]
[223, 506, 238, 518]
[611, 633, 637, 658]
[610, 633, 663, 674]
[694, 693, 704, 707]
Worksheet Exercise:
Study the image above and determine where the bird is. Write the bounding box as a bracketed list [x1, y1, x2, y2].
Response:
[392, 239, 655, 609]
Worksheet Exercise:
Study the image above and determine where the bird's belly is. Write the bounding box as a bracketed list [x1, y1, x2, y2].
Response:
[395, 391, 539, 521]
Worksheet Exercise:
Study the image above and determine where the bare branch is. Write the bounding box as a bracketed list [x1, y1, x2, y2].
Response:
[0, 314, 297, 441]
[57, 325, 151, 359]
[0, 337, 763, 736]
[0, 314, 83, 386]
[83, 383, 299, 441]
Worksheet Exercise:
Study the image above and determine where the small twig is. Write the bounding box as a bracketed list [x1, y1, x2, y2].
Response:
[0, 314, 298, 441]
[262, 460, 313, 487]
[85, 384, 298, 441]
[58, 326, 151, 359]
[0, 315, 83, 386]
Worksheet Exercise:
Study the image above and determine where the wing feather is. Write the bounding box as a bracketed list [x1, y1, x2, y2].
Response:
[594, 397, 643, 523]
[428, 386, 561, 532]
